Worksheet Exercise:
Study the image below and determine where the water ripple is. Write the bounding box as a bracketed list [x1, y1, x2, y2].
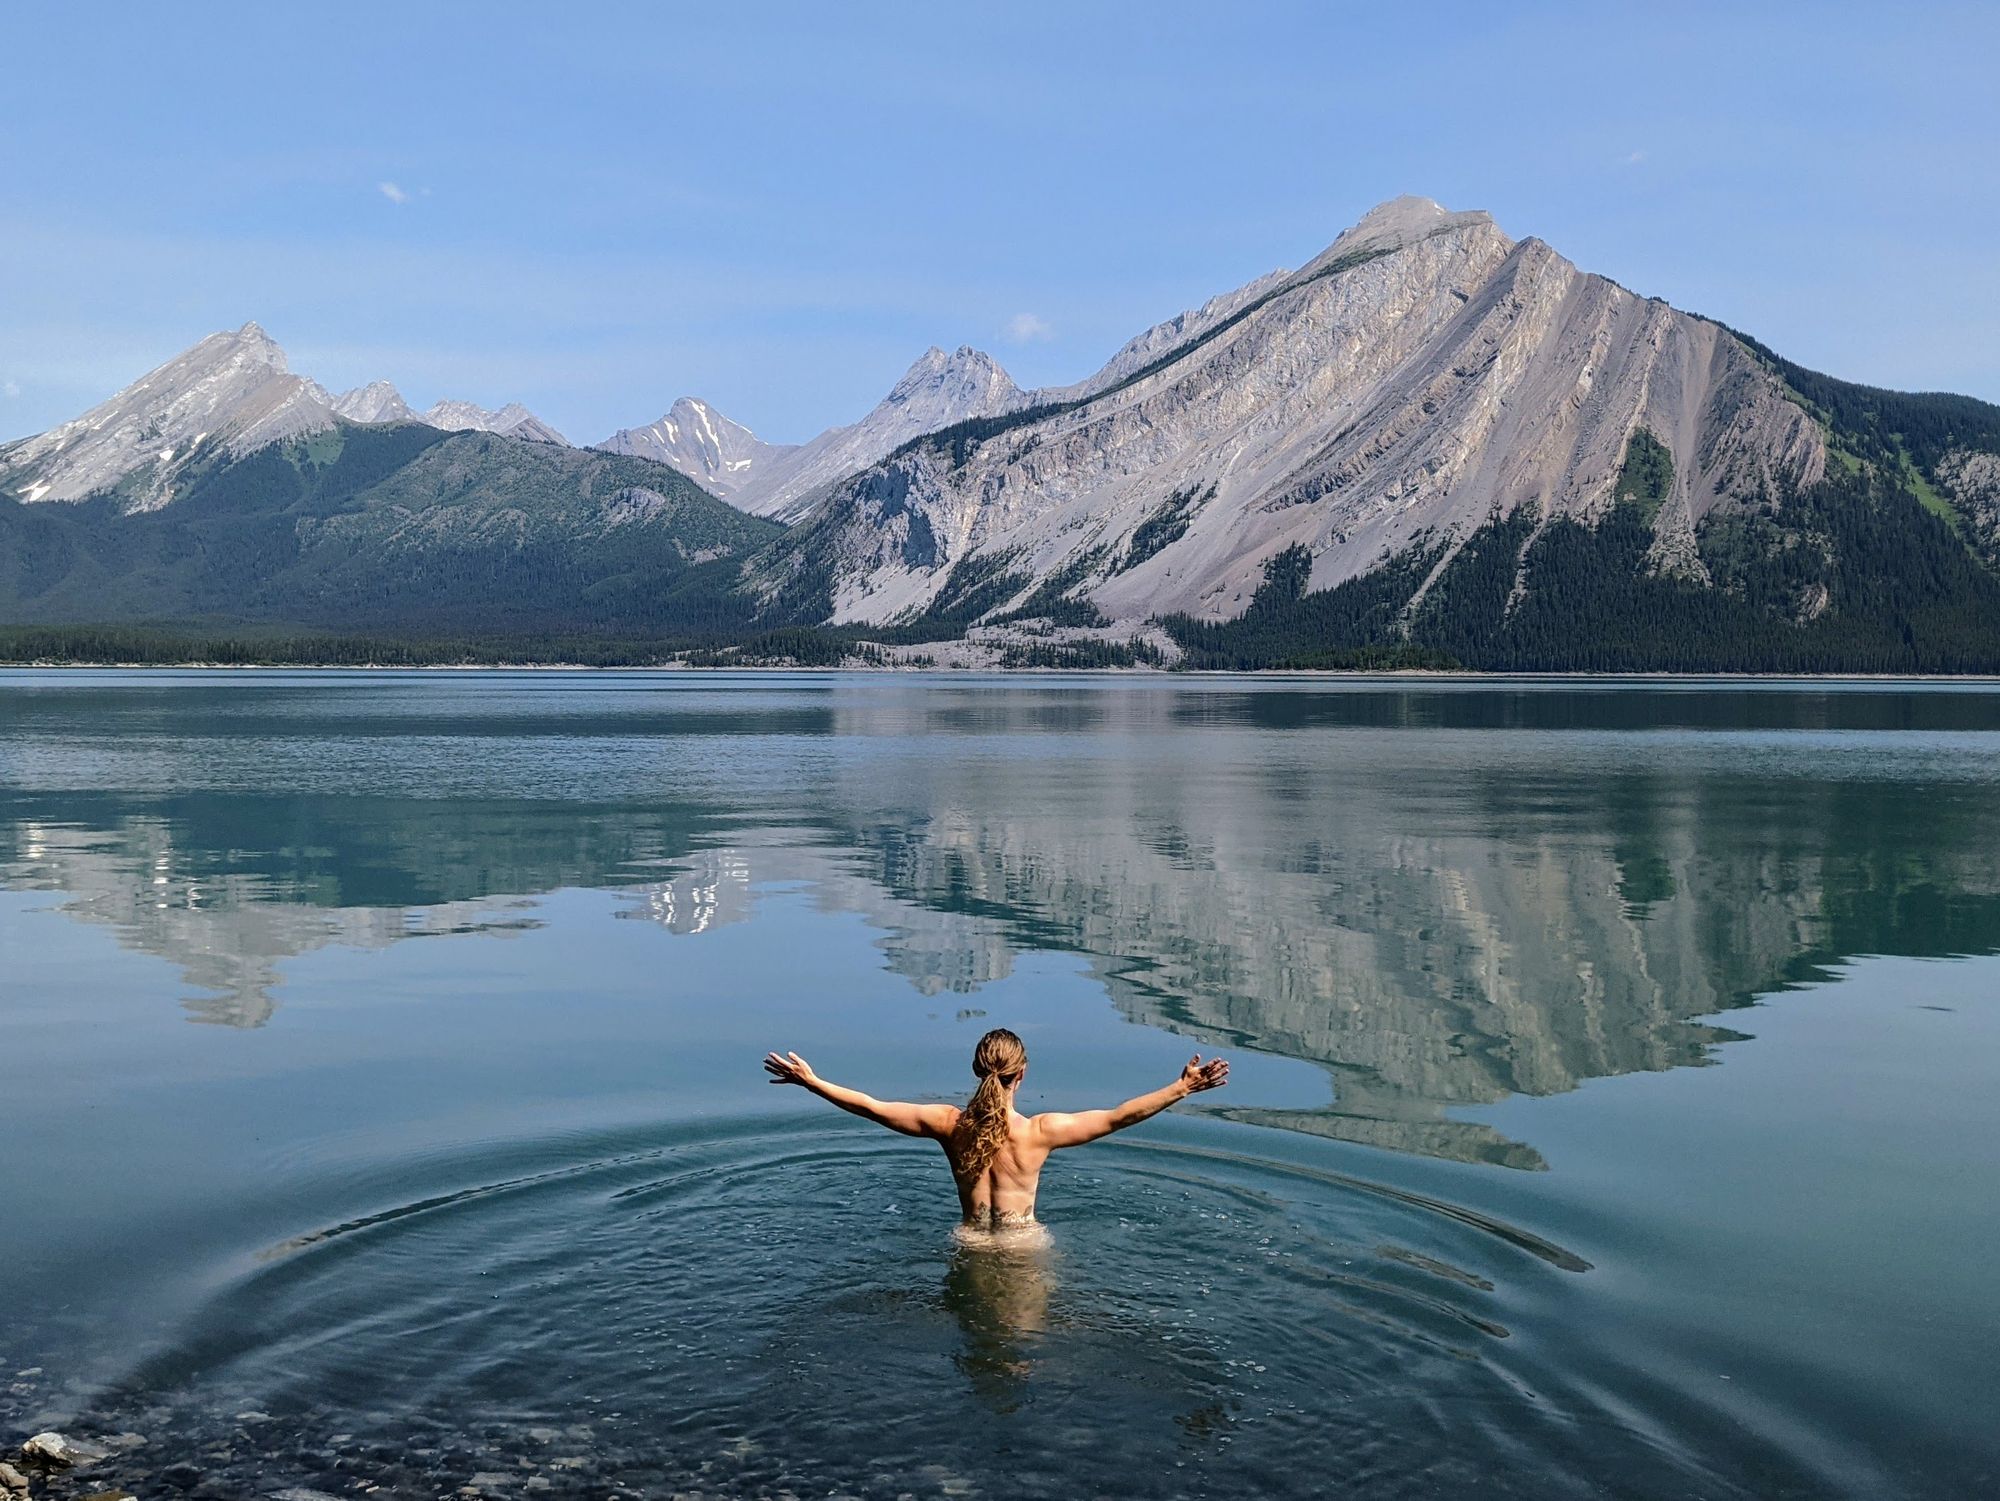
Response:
[32, 1115, 1826, 1501]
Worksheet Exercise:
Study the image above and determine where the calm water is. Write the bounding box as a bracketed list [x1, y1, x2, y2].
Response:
[2, 671, 1997, 1499]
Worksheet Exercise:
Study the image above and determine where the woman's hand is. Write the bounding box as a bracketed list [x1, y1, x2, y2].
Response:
[763, 1050, 819, 1087]
[1179, 1054, 1230, 1094]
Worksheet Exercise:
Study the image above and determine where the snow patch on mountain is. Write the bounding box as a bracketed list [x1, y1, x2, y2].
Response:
[598, 397, 794, 502]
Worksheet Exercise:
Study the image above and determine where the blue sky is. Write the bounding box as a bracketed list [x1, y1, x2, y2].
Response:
[4, 1, 1996, 446]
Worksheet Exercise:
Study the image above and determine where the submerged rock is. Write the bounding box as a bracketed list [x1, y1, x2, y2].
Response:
[21, 1433, 109, 1469]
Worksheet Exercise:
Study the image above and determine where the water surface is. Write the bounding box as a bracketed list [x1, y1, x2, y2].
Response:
[2, 671, 1996, 1498]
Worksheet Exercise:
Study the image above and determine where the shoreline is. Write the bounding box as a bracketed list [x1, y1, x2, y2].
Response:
[4, 661, 2000, 683]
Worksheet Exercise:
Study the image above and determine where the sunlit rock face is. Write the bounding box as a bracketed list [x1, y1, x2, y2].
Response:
[332, 380, 417, 425]
[599, 399, 795, 506]
[1938, 448, 2000, 568]
[0, 325, 570, 513]
[758, 196, 1826, 626]
[0, 323, 339, 510]
[421, 399, 568, 446]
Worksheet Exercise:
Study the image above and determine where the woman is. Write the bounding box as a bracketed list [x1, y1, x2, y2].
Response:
[762, 1027, 1230, 1229]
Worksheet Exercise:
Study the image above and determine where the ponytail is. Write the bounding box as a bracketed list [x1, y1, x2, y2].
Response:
[954, 1028, 1027, 1176]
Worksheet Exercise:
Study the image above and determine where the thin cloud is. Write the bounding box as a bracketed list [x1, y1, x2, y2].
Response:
[1620, 150, 1646, 166]
[378, 181, 413, 205]
[1004, 312, 1054, 343]
[2, 380, 19, 398]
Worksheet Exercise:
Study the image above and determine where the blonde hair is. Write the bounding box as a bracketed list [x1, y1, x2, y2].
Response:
[955, 1028, 1027, 1177]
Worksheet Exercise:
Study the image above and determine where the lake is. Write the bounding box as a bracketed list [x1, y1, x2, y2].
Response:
[1, 670, 1996, 1499]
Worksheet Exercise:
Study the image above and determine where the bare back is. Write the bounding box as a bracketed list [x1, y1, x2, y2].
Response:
[942, 1106, 1053, 1227]
[760, 1047, 1229, 1224]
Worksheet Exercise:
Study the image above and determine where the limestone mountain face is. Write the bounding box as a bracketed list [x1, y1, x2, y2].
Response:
[756, 197, 1828, 626]
[1937, 448, 2000, 568]
[0, 327, 574, 511]
[601, 345, 1027, 523]
[0, 322, 340, 509]
[422, 399, 569, 446]
[598, 397, 795, 503]
[333, 380, 418, 424]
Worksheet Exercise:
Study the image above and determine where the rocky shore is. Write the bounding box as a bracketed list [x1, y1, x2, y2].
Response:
[3, 1415, 838, 1501]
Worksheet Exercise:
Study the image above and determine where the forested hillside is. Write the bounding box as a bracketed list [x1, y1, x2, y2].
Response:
[0, 423, 780, 644]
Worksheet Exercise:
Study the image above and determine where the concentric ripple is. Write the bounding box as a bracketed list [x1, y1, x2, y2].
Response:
[47, 1117, 1815, 1500]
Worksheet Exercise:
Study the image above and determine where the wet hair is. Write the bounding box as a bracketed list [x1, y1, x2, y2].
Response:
[955, 1028, 1027, 1177]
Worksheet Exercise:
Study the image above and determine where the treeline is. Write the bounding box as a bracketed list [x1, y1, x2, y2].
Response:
[997, 637, 1167, 669]
[1726, 327, 2000, 473]
[0, 625, 700, 668]
[1163, 462, 2000, 675]
[1162, 542, 1459, 671]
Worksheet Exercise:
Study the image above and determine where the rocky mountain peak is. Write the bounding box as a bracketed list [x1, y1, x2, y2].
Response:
[333, 380, 415, 425]
[1299, 195, 1503, 276]
[1, 322, 337, 507]
[423, 399, 569, 447]
[233, 319, 282, 354]
[663, 396, 765, 452]
[761, 194, 1825, 630]
[602, 346, 1028, 522]
[167, 321, 292, 379]
[881, 345, 1023, 421]
[594, 396, 789, 500]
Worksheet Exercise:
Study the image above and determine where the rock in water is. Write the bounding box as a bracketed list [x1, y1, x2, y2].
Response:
[20, 1431, 109, 1468]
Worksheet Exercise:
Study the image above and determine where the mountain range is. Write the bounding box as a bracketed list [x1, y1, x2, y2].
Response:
[4, 196, 2000, 671]
[599, 345, 1026, 522]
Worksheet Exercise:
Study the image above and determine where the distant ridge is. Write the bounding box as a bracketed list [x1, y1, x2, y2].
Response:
[599, 344, 1026, 522]
[6, 196, 2000, 673]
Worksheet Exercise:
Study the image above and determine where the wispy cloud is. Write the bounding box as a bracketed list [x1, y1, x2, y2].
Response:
[1004, 311, 1054, 343]
[1620, 150, 1646, 166]
[2, 380, 19, 398]
[378, 181, 413, 205]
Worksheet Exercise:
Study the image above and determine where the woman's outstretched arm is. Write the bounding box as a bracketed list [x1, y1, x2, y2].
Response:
[1034, 1054, 1229, 1150]
[763, 1050, 956, 1138]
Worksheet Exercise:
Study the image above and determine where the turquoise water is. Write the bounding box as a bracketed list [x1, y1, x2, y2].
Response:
[1, 670, 1996, 1498]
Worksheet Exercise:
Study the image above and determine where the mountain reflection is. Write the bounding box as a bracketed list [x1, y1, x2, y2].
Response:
[0, 792, 716, 1025]
[6, 678, 2000, 1166]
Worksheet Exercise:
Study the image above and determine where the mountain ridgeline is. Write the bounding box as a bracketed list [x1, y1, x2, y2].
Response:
[0, 423, 780, 647]
[4, 196, 2000, 671]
